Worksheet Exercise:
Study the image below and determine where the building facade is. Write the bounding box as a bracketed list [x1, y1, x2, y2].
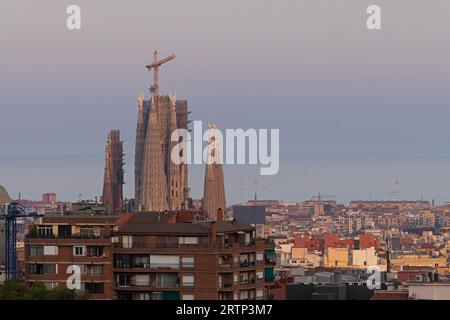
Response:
[112, 212, 275, 300]
[23, 210, 276, 300]
[24, 214, 117, 299]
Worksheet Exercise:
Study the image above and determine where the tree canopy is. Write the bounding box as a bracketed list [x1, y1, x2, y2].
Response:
[0, 280, 90, 300]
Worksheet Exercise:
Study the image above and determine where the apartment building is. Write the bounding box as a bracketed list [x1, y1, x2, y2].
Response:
[24, 213, 118, 299]
[112, 212, 276, 300]
[23, 210, 276, 300]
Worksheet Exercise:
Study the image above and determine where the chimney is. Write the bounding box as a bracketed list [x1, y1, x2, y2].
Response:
[217, 208, 224, 222]
[210, 221, 217, 245]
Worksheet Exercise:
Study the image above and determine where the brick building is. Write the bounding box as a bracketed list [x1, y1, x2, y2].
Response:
[23, 210, 276, 300]
[24, 213, 117, 299]
[112, 211, 276, 300]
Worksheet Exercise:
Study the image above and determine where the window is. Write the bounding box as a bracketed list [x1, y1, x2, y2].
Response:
[233, 273, 238, 285]
[240, 254, 249, 267]
[30, 245, 44, 257]
[240, 290, 249, 300]
[182, 275, 194, 287]
[114, 254, 131, 268]
[134, 293, 150, 300]
[29, 264, 56, 275]
[256, 288, 264, 299]
[151, 292, 163, 300]
[155, 273, 179, 288]
[84, 283, 104, 294]
[240, 272, 249, 284]
[256, 271, 264, 281]
[37, 226, 53, 238]
[90, 265, 103, 276]
[150, 255, 179, 269]
[118, 274, 132, 286]
[58, 225, 72, 238]
[89, 246, 103, 257]
[256, 253, 264, 264]
[181, 257, 194, 268]
[182, 294, 195, 300]
[29, 264, 40, 274]
[244, 233, 251, 245]
[122, 235, 133, 248]
[179, 237, 199, 244]
[44, 246, 58, 256]
[75, 265, 86, 274]
[134, 255, 150, 268]
[73, 246, 86, 256]
[43, 264, 56, 274]
[157, 236, 178, 248]
[80, 227, 95, 238]
[134, 274, 150, 286]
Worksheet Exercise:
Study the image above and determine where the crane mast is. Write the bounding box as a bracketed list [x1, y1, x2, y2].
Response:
[1, 202, 41, 279]
[145, 51, 176, 95]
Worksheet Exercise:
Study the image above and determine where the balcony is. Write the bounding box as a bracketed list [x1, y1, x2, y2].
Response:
[27, 231, 106, 240]
[112, 241, 265, 253]
[114, 262, 180, 270]
[114, 281, 179, 289]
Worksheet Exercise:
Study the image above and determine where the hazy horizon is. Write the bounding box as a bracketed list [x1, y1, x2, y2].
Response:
[1, 1, 450, 205]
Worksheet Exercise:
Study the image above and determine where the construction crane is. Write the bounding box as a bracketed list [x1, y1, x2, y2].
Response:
[1, 202, 42, 279]
[145, 51, 176, 95]
[312, 192, 336, 202]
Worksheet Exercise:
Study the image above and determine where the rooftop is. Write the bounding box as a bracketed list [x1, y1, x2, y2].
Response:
[118, 212, 254, 235]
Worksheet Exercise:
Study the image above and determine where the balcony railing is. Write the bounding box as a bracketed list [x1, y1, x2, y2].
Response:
[112, 242, 264, 251]
[240, 261, 256, 267]
[114, 262, 180, 269]
[240, 278, 256, 285]
[27, 233, 107, 240]
[114, 281, 179, 289]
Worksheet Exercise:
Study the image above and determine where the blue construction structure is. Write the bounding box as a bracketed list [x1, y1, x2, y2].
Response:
[1, 202, 41, 279]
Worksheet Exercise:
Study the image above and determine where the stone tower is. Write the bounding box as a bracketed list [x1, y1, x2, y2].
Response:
[135, 93, 189, 211]
[134, 91, 150, 206]
[202, 124, 226, 220]
[135, 54, 189, 212]
[102, 130, 124, 212]
[140, 105, 169, 211]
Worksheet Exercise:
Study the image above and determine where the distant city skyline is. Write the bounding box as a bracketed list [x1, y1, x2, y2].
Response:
[1, 1, 450, 205]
